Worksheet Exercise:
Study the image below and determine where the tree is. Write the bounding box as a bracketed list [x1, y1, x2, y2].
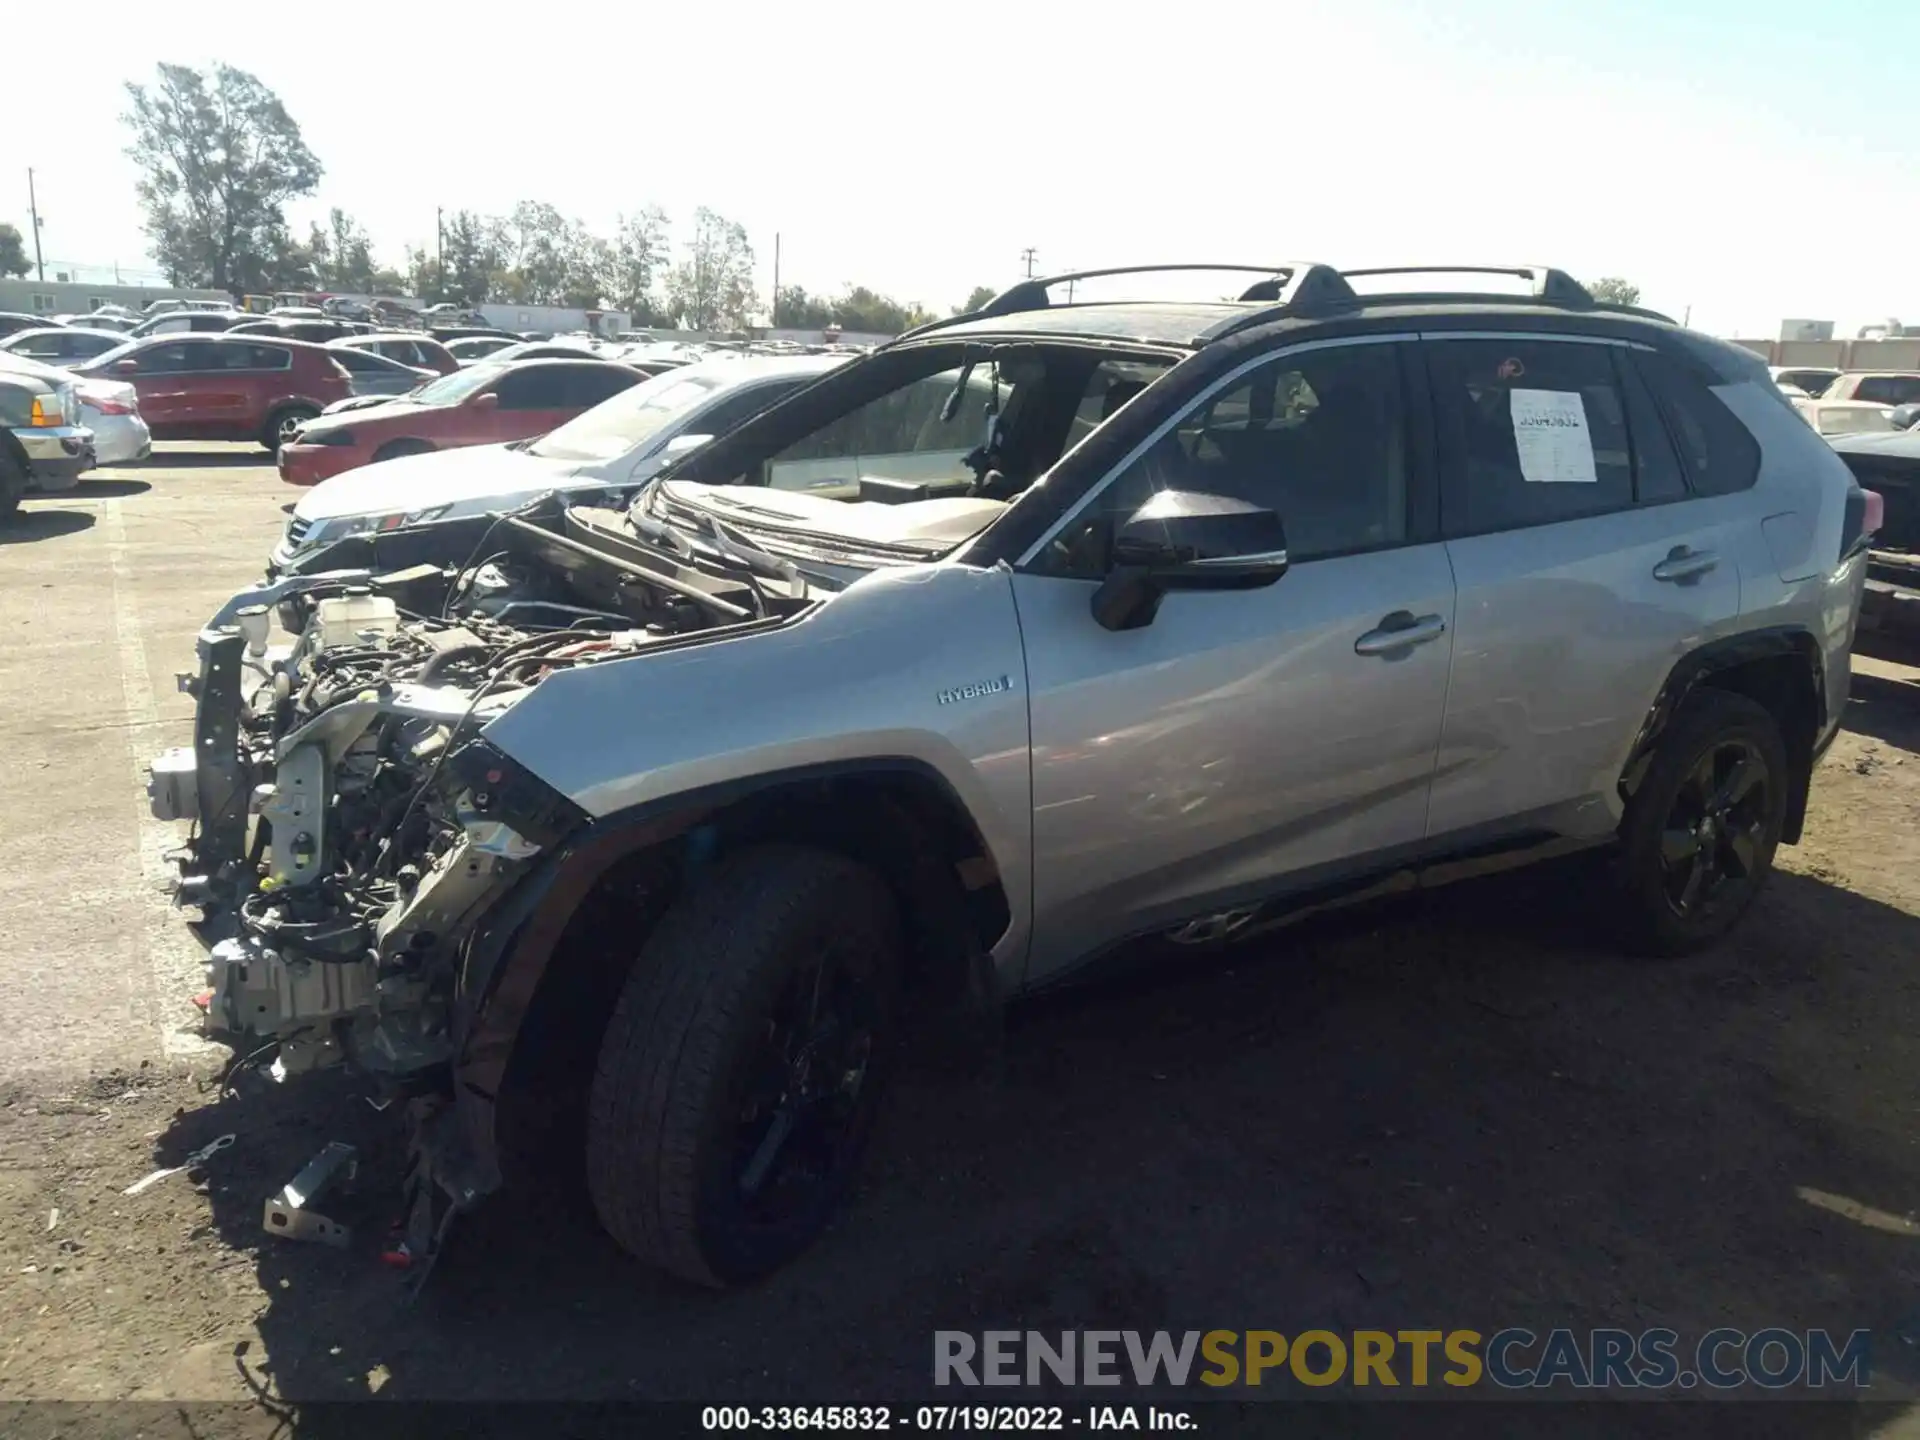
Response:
[437, 209, 500, 305]
[774, 285, 834, 329]
[831, 286, 934, 335]
[606, 207, 669, 316]
[0, 223, 28, 279]
[123, 63, 322, 293]
[956, 284, 996, 314]
[307, 207, 382, 292]
[1590, 276, 1641, 306]
[665, 208, 757, 330]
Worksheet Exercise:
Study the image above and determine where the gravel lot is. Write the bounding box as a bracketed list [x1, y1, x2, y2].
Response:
[2, 445, 1919, 1425]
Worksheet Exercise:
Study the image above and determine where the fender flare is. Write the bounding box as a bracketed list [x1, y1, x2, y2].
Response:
[450, 756, 1005, 1175]
[1621, 625, 1827, 842]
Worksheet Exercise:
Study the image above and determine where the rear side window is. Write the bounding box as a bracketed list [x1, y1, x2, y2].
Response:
[494, 367, 570, 410]
[1430, 339, 1634, 533]
[231, 343, 293, 371]
[559, 365, 641, 407]
[1851, 376, 1920, 406]
[1632, 350, 1762, 497]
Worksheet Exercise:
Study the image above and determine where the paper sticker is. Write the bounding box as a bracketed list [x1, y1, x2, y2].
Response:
[1509, 388, 1597, 484]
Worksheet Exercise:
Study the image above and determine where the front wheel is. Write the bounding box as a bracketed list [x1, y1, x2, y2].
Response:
[587, 844, 901, 1287]
[262, 405, 318, 456]
[1615, 689, 1789, 956]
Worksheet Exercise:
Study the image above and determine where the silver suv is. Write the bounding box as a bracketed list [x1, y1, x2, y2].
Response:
[150, 264, 1873, 1287]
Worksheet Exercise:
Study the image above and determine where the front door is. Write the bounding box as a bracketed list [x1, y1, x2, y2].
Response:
[1011, 338, 1457, 984]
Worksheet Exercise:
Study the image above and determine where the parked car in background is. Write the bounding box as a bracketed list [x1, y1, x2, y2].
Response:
[1770, 365, 1839, 398]
[54, 311, 138, 333]
[74, 334, 352, 454]
[0, 350, 151, 467]
[0, 312, 54, 339]
[444, 334, 519, 365]
[1793, 395, 1894, 437]
[229, 318, 363, 344]
[0, 363, 90, 520]
[1824, 372, 1920, 407]
[0, 327, 130, 365]
[481, 340, 604, 364]
[334, 331, 459, 375]
[1828, 429, 1916, 640]
[129, 310, 242, 339]
[274, 357, 644, 485]
[272, 352, 844, 568]
[1888, 402, 1920, 431]
[322, 344, 434, 400]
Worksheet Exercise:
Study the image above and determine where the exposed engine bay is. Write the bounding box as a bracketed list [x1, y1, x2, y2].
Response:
[149, 495, 824, 1085]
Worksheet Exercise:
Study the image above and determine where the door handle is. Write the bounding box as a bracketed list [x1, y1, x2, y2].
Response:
[1354, 611, 1447, 656]
[1652, 546, 1718, 583]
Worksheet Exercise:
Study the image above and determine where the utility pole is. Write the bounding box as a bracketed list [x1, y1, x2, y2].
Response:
[772, 232, 781, 327]
[435, 206, 444, 298]
[27, 168, 45, 281]
[1020, 246, 1038, 279]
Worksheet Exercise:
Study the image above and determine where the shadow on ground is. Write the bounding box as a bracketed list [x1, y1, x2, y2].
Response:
[1846, 666, 1920, 750]
[0, 509, 95, 543]
[148, 450, 275, 469]
[148, 850, 1920, 1416]
[76, 478, 154, 499]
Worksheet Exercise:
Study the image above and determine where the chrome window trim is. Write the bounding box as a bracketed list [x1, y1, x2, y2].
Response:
[1014, 333, 1412, 569]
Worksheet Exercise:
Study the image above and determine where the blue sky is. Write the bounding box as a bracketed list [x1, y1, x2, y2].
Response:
[4, 0, 1915, 335]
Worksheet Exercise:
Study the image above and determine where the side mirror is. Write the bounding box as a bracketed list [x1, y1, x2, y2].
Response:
[470, 391, 500, 410]
[1090, 490, 1289, 632]
[113, 359, 139, 376]
[662, 432, 712, 459]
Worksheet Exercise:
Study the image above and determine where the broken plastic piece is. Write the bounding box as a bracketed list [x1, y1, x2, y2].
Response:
[262, 1141, 358, 1248]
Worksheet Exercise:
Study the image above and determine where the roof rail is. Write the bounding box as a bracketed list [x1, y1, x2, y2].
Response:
[891, 263, 1355, 343]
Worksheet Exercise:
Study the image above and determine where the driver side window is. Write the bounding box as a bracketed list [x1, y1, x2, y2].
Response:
[1040, 343, 1410, 577]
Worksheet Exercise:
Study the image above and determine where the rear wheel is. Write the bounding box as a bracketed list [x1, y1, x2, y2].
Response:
[261, 405, 318, 456]
[1615, 690, 1789, 955]
[0, 444, 26, 524]
[372, 439, 434, 464]
[586, 844, 901, 1287]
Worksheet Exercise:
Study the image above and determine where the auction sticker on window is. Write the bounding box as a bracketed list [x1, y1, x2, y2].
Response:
[1509, 388, 1597, 483]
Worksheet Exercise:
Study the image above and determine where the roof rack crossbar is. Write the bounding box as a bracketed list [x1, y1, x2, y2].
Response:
[1338, 265, 1595, 305]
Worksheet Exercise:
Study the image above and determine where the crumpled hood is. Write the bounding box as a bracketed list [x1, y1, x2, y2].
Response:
[293, 443, 584, 522]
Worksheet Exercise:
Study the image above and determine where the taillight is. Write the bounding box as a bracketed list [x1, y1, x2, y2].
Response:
[1841, 486, 1883, 560]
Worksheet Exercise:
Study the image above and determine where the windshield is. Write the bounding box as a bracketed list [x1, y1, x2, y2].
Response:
[529, 368, 725, 462]
[407, 364, 503, 406]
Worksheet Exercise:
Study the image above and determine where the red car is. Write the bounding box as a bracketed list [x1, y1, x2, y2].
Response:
[275, 358, 645, 486]
[75, 334, 353, 453]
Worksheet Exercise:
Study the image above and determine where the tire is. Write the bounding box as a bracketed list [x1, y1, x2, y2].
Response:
[0, 444, 25, 524]
[261, 405, 318, 456]
[1614, 689, 1790, 956]
[587, 844, 901, 1287]
[372, 439, 434, 464]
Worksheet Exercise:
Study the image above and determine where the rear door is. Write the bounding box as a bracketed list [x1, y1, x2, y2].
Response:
[1423, 333, 1742, 844]
[1013, 337, 1457, 981]
[122, 340, 201, 433]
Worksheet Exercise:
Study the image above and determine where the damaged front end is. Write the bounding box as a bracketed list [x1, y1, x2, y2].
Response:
[148, 498, 814, 1229]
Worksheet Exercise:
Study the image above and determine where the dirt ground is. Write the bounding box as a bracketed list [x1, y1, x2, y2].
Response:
[3, 450, 1920, 1426]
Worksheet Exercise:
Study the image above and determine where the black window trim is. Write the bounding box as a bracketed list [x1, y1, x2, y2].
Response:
[1606, 345, 1694, 511]
[1014, 332, 1423, 572]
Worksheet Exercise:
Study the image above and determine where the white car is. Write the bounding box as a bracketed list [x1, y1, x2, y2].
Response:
[1792, 395, 1895, 438]
[272, 353, 847, 570]
[0, 350, 150, 465]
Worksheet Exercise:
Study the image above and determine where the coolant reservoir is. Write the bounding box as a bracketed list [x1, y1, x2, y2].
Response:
[312, 589, 399, 652]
